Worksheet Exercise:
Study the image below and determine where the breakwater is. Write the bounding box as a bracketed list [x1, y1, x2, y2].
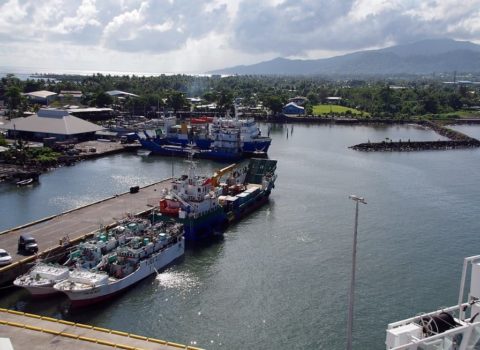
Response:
[350, 121, 480, 151]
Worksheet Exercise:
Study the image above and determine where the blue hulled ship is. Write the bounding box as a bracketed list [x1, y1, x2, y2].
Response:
[153, 156, 277, 243]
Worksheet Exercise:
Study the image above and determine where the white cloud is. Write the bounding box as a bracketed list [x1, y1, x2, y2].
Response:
[52, 0, 101, 34]
[1, 0, 480, 73]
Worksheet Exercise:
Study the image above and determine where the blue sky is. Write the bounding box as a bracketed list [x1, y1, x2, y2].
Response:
[0, 0, 479, 74]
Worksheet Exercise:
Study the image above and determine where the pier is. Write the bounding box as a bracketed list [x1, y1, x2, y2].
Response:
[0, 179, 171, 285]
[0, 308, 202, 350]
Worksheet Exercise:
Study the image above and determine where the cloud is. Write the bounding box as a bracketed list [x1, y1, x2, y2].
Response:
[100, 0, 229, 53]
[1, 0, 480, 73]
[231, 0, 480, 56]
[0, 0, 229, 51]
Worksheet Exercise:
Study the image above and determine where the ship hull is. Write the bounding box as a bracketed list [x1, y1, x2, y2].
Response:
[57, 238, 184, 306]
[242, 139, 272, 153]
[14, 283, 61, 297]
[155, 191, 271, 243]
[139, 139, 243, 162]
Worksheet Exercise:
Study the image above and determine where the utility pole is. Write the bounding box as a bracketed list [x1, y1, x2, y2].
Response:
[346, 195, 367, 350]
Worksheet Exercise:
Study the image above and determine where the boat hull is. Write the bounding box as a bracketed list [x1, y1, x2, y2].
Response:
[57, 238, 184, 306]
[139, 139, 243, 162]
[14, 283, 60, 297]
[155, 191, 271, 243]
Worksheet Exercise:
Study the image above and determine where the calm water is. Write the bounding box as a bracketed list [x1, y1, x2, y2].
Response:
[1, 123, 480, 349]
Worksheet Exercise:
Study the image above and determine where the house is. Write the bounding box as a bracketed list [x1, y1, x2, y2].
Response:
[66, 107, 114, 121]
[58, 90, 83, 103]
[282, 102, 305, 115]
[288, 96, 308, 106]
[325, 96, 342, 104]
[0, 108, 104, 142]
[23, 90, 57, 105]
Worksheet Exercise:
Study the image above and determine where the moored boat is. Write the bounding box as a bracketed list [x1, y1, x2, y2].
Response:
[16, 178, 34, 186]
[13, 263, 70, 297]
[154, 155, 277, 243]
[15, 217, 151, 296]
[137, 109, 271, 161]
[54, 223, 184, 306]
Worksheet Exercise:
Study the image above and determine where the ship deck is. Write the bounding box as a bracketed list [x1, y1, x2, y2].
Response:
[0, 308, 201, 350]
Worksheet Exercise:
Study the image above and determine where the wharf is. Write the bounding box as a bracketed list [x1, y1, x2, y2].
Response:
[0, 308, 202, 350]
[0, 179, 170, 285]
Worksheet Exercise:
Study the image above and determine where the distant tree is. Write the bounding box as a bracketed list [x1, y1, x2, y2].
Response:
[0, 133, 7, 147]
[93, 91, 113, 107]
[216, 90, 234, 113]
[167, 91, 189, 113]
[263, 95, 284, 115]
[203, 91, 217, 103]
[306, 92, 319, 105]
[5, 85, 22, 110]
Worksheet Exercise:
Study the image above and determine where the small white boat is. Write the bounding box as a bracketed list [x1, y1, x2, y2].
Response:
[16, 178, 34, 186]
[14, 263, 70, 296]
[386, 254, 480, 349]
[137, 149, 151, 156]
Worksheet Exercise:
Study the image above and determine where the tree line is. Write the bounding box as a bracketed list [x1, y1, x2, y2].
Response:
[1, 73, 479, 119]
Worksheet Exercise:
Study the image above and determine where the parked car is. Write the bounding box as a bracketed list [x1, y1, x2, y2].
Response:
[0, 249, 12, 266]
[18, 234, 38, 255]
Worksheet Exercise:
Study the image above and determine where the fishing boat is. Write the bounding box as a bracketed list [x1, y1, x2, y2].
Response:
[137, 108, 271, 161]
[386, 255, 480, 349]
[13, 263, 70, 297]
[54, 223, 184, 307]
[15, 217, 150, 296]
[154, 154, 277, 242]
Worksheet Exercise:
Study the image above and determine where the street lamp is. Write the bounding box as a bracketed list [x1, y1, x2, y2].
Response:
[346, 195, 367, 350]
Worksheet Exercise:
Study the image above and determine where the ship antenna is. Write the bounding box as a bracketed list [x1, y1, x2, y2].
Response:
[184, 144, 198, 178]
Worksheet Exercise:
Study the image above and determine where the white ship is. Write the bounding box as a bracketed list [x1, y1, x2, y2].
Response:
[14, 217, 150, 296]
[13, 263, 70, 297]
[54, 225, 184, 307]
[386, 255, 480, 349]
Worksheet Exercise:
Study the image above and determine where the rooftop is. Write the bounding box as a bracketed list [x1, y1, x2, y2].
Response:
[23, 90, 57, 99]
[106, 90, 139, 98]
[0, 108, 104, 135]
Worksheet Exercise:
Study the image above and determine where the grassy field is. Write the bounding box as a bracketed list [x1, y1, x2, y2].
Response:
[312, 104, 366, 116]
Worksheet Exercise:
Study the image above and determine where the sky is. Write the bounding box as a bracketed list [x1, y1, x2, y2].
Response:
[0, 0, 480, 74]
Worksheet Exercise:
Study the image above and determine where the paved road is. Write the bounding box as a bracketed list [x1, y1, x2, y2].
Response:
[0, 308, 200, 350]
[0, 180, 171, 264]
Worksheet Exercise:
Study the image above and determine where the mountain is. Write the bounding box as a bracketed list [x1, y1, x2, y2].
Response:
[208, 39, 480, 76]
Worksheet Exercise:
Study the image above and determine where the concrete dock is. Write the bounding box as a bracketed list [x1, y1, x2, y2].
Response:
[0, 179, 171, 284]
[0, 308, 202, 350]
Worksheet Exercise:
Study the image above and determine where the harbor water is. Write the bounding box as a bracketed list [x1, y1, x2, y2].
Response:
[1, 123, 480, 349]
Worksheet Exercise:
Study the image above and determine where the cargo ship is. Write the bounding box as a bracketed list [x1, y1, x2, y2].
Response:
[154, 155, 277, 242]
[54, 222, 184, 307]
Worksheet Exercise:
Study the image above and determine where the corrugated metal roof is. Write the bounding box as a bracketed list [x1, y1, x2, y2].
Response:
[284, 102, 304, 110]
[0, 109, 104, 135]
[106, 90, 139, 97]
[67, 107, 113, 113]
[24, 90, 57, 99]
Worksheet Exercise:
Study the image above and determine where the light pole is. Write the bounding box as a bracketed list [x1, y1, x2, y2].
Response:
[346, 195, 367, 350]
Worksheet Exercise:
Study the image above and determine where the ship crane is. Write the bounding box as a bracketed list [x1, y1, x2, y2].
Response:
[211, 163, 237, 187]
[169, 190, 191, 211]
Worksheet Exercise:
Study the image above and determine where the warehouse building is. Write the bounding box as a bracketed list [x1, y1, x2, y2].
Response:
[0, 108, 104, 142]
